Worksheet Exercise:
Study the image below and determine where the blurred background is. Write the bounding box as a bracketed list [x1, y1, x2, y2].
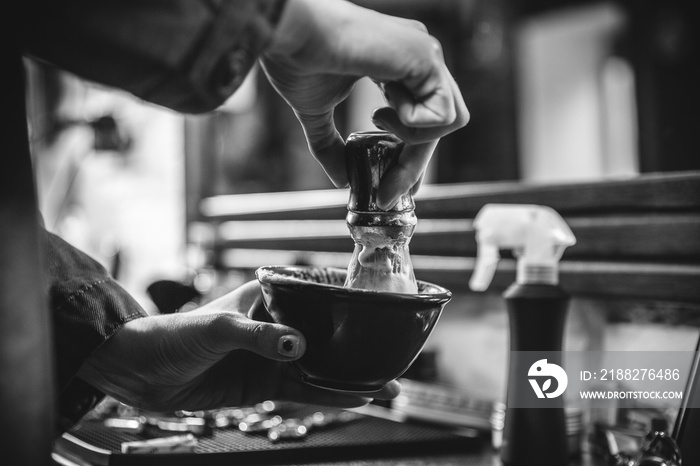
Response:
[25, 0, 699, 406]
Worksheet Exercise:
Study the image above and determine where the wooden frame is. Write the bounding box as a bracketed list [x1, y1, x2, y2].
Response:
[193, 171, 700, 304]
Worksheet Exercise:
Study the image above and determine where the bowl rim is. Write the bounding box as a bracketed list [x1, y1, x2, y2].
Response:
[255, 265, 452, 303]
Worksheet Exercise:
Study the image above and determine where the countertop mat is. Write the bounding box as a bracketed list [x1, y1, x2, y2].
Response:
[57, 404, 481, 465]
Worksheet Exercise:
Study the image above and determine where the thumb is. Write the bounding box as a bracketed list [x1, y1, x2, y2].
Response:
[210, 312, 307, 362]
[376, 139, 439, 210]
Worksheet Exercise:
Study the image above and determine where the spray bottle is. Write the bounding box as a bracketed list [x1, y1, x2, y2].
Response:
[469, 204, 576, 466]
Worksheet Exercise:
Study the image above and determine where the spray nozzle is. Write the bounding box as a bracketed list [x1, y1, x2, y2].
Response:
[469, 204, 576, 291]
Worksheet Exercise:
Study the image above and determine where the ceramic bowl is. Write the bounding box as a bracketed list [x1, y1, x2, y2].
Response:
[254, 265, 451, 392]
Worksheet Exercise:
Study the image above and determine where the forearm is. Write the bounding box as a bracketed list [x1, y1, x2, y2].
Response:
[23, 0, 287, 113]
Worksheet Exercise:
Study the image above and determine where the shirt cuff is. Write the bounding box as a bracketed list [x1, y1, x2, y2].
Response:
[147, 0, 289, 112]
[41, 229, 148, 433]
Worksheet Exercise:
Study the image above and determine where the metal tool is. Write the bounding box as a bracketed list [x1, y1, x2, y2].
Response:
[266, 410, 362, 443]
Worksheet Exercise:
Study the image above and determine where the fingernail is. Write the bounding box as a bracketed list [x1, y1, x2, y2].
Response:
[278, 335, 300, 357]
[372, 118, 386, 131]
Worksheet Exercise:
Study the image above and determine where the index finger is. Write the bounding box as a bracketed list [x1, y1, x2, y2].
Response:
[372, 65, 469, 143]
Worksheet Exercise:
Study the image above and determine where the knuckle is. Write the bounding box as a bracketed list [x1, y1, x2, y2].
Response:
[410, 20, 429, 33]
[428, 36, 444, 59]
[250, 321, 268, 347]
[211, 311, 233, 328]
[206, 313, 234, 345]
[456, 107, 471, 127]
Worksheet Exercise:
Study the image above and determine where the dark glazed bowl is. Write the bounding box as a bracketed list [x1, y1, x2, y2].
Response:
[255, 265, 451, 392]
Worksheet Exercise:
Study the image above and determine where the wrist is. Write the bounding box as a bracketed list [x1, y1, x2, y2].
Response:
[76, 316, 151, 403]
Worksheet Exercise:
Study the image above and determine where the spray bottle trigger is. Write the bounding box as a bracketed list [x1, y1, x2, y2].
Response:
[469, 241, 500, 292]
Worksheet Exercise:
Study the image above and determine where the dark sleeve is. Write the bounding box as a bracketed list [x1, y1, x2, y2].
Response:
[23, 0, 287, 113]
[40, 228, 148, 433]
